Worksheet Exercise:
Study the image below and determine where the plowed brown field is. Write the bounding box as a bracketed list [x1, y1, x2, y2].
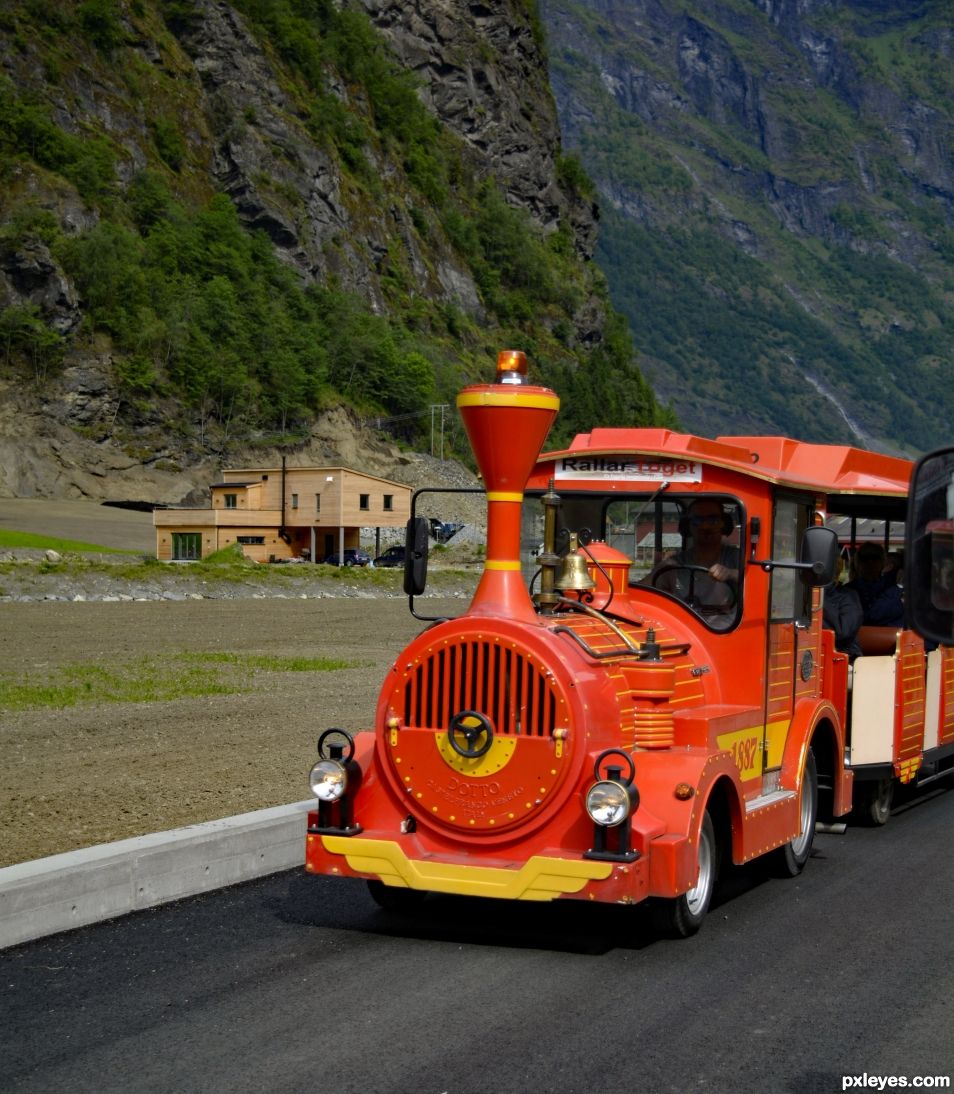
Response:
[1, 596, 460, 867]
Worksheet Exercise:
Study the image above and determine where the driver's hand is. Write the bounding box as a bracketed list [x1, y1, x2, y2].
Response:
[708, 563, 736, 582]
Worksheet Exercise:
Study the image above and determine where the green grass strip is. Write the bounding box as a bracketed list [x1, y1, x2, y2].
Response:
[0, 651, 362, 711]
[182, 652, 356, 672]
[0, 529, 136, 554]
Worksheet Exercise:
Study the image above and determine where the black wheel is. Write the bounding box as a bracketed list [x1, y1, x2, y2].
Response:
[652, 811, 719, 938]
[855, 777, 894, 827]
[770, 748, 818, 877]
[367, 881, 428, 913]
[649, 564, 736, 609]
[650, 563, 710, 592]
[447, 710, 494, 758]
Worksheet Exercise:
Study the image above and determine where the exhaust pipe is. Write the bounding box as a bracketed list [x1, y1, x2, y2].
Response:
[456, 351, 559, 623]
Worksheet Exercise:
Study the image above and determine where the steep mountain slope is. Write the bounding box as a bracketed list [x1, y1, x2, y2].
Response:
[541, 0, 954, 453]
[0, 0, 672, 501]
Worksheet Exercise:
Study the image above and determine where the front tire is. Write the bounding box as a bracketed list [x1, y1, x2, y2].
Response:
[652, 811, 718, 938]
[367, 880, 428, 913]
[770, 748, 818, 877]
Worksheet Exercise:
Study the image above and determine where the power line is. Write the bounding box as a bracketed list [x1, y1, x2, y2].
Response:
[368, 407, 433, 427]
[365, 405, 460, 461]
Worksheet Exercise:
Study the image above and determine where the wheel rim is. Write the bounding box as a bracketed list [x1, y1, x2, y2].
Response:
[871, 779, 893, 823]
[685, 823, 714, 917]
[791, 763, 815, 858]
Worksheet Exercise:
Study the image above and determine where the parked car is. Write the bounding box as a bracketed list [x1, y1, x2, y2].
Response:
[373, 545, 406, 568]
[429, 518, 465, 544]
[322, 548, 372, 567]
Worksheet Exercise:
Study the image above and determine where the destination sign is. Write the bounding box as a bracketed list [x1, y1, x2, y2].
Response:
[554, 456, 702, 482]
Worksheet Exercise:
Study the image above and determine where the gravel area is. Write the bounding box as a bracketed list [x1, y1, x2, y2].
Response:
[0, 498, 484, 867]
[0, 593, 472, 867]
[0, 549, 477, 604]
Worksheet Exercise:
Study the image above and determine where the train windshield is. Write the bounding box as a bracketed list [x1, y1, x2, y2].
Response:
[522, 492, 745, 631]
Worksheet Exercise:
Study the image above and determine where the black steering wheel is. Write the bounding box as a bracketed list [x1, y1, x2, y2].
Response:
[650, 564, 736, 610]
[650, 563, 709, 604]
[447, 710, 494, 758]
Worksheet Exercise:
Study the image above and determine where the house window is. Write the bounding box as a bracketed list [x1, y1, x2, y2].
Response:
[237, 536, 265, 545]
[291, 493, 299, 509]
[172, 533, 201, 560]
[315, 494, 321, 513]
[359, 493, 370, 511]
[383, 494, 393, 511]
[224, 494, 237, 509]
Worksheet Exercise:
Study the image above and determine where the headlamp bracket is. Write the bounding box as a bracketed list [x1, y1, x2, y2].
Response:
[309, 729, 363, 836]
[584, 750, 641, 863]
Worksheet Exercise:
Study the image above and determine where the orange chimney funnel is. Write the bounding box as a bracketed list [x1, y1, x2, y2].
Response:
[457, 352, 560, 622]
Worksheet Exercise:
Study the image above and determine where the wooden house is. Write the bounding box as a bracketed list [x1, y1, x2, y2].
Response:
[153, 465, 411, 563]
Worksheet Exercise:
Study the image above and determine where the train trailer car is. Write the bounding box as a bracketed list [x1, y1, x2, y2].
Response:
[303, 351, 954, 936]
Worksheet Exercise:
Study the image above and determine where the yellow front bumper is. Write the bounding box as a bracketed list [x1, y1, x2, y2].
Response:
[311, 835, 614, 902]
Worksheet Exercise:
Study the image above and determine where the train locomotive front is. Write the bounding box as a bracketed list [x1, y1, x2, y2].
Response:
[304, 351, 731, 927]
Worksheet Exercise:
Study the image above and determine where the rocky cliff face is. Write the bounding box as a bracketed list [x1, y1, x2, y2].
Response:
[0, 0, 611, 501]
[1, 0, 598, 320]
[361, 0, 597, 253]
[547, 0, 953, 252]
[541, 0, 954, 452]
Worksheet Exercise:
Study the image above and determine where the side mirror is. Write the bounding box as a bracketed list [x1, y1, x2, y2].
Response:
[752, 523, 838, 584]
[799, 525, 838, 587]
[905, 446, 954, 647]
[403, 516, 430, 596]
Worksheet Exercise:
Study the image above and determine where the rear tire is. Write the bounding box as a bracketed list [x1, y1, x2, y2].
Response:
[855, 777, 893, 826]
[652, 811, 718, 938]
[770, 748, 818, 877]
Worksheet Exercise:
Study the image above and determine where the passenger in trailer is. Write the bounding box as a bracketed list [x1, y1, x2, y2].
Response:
[823, 557, 864, 658]
[645, 498, 739, 627]
[848, 542, 904, 627]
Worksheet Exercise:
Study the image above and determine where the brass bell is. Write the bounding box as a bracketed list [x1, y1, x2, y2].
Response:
[556, 533, 596, 592]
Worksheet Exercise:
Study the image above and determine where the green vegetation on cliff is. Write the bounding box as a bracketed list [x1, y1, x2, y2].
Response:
[543, 0, 954, 453]
[0, 0, 674, 464]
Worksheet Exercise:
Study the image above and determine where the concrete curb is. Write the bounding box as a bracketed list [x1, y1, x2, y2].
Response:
[0, 800, 314, 950]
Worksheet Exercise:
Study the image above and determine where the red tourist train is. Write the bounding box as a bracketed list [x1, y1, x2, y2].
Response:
[303, 351, 954, 935]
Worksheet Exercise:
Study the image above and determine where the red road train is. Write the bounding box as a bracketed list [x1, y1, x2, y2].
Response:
[304, 351, 954, 935]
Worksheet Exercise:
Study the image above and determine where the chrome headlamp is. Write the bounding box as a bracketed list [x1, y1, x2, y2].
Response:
[584, 749, 640, 863]
[308, 728, 362, 836]
[309, 759, 347, 802]
[585, 780, 632, 827]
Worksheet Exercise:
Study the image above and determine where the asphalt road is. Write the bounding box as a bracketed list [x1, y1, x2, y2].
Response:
[3, 788, 953, 1094]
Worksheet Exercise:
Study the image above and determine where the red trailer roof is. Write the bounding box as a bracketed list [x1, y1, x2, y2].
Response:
[540, 429, 912, 501]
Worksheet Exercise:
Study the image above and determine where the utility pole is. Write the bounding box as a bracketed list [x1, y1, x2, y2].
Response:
[430, 404, 449, 459]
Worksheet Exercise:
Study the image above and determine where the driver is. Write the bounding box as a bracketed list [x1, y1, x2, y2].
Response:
[646, 499, 739, 615]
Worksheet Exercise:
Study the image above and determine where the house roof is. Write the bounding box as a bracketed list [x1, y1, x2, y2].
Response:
[221, 466, 412, 491]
